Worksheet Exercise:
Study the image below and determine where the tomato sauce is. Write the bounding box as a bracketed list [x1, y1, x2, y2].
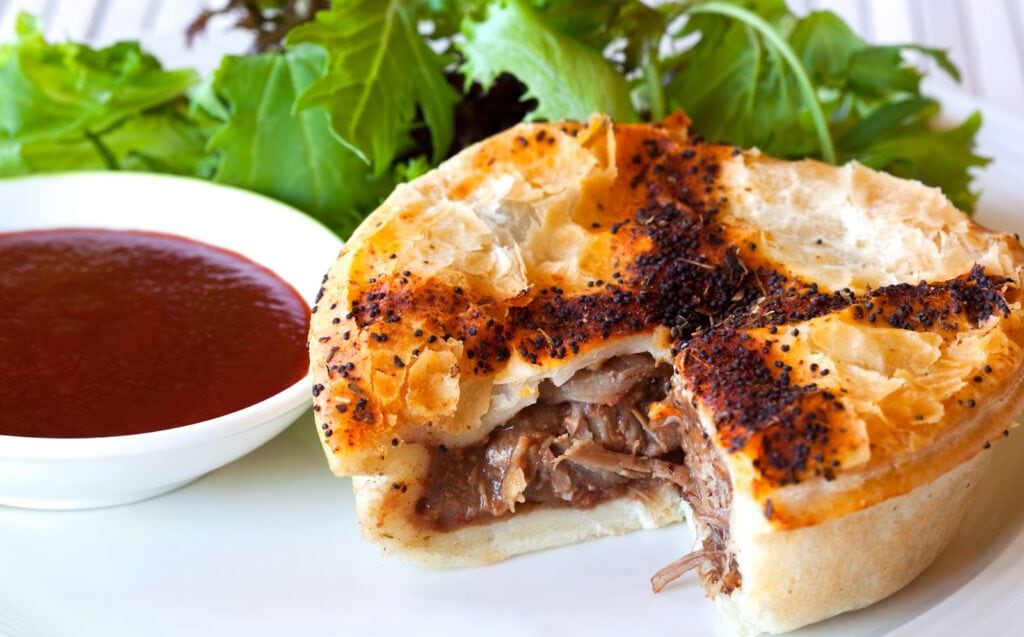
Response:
[0, 228, 310, 438]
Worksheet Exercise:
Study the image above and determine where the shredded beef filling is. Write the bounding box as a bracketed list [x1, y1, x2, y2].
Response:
[415, 355, 681, 527]
[415, 354, 741, 594]
[650, 398, 741, 595]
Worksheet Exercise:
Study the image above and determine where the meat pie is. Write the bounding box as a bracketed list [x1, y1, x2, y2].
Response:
[308, 113, 1024, 634]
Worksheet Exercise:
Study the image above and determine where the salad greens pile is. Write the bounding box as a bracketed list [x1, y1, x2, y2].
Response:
[0, 0, 988, 236]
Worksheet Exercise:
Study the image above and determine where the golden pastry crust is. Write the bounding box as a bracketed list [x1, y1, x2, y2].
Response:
[311, 113, 1023, 500]
[717, 448, 991, 634]
[310, 115, 686, 471]
[308, 113, 1024, 633]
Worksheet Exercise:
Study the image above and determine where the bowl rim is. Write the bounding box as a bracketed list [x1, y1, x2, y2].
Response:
[0, 171, 342, 459]
[0, 375, 313, 459]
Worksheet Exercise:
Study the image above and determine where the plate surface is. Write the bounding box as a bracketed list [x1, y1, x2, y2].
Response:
[1, 97, 1023, 636]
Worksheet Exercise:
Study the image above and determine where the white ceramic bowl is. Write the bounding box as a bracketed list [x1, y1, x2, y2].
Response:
[0, 172, 342, 509]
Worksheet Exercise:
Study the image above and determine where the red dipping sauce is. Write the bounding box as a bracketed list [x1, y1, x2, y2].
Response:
[0, 228, 311, 438]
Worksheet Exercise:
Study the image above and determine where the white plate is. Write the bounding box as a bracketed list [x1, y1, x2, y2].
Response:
[1, 96, 1023, 636]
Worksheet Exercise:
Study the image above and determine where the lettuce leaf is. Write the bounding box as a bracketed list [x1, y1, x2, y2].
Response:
[0, 1, 992, 224]
[663, 0, 816, 155]
[207, 44, 395, 236]
[660, 1, 987, 210]
[0, 13, 203, 177]
[459, 0, 636, 122]
[286, 0, 459, 173]
[13, 105, 212, 176]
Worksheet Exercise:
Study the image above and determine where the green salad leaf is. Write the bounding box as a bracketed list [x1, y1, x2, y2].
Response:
[17, 104, 212, 175]
[660, 0, 987, 209]
[286, 0, 459, 173]
[663, 1, 826, 157]
[460, 0, 636, 122]
[0, 13, 204, 177]
[0, 0, 993, 233]
[206, 44, 395, 235]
